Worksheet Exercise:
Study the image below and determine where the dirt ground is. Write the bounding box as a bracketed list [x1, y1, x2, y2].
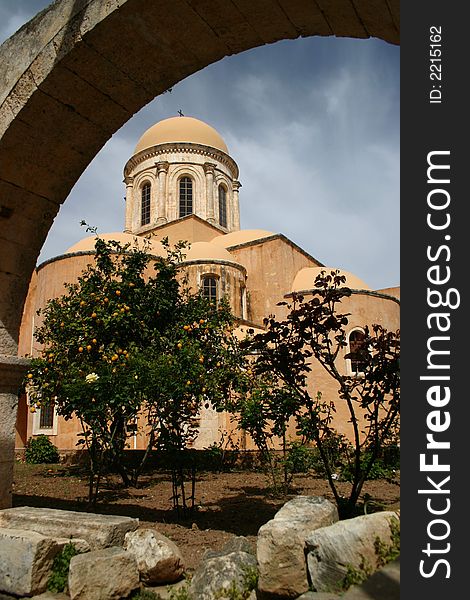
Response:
[12, 463, 400, 572]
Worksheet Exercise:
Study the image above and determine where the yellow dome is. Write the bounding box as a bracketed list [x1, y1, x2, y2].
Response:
[182, 242, 238, 263]
[134, 116, 229, 155]
[292, 267, 370, 292]
[66, 233, 166, 257]
[210, 229, 275, 248]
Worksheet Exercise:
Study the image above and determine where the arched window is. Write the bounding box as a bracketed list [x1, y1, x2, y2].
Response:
[239, 285, 247, 319]
[202, 275, 217, 304]
[141, 182, 151, 226]
[218, 185, 227, 228]
[348, 329, 367, 374]
[179, 176, 193, 217]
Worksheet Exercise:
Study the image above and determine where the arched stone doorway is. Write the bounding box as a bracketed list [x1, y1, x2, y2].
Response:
[0, 0, 399, 507]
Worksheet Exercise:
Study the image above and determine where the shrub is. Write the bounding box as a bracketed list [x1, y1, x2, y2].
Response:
[47, 542, 80, 593]
[284, 441, 316, 474]
[25, 435, 60, 464]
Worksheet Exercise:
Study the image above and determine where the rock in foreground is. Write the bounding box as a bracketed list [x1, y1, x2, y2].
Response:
[306, 511, 400, 592]
[257, 496, 339, 598]
[68, 546, 139, 600]
[190, 550, 257, 600]
[124, 528, 185, 584]
[0, 528, 60, 597]
[0, 507, 138, 550]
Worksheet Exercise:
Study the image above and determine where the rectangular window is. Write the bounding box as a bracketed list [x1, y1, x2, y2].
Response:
[39, 403, 54, 429]
[141, 184, 151, 226]
[202, 276, 217, 303]
[179, 177, 193, 217]
[219, 186, 227, 228]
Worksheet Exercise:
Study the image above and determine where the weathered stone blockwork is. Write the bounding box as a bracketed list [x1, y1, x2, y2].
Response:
[0, 506, 138, 550]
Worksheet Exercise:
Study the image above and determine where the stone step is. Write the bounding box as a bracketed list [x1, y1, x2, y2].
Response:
[0, 506, 138, 550]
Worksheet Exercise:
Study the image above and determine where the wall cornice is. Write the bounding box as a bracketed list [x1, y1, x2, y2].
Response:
[124, 143, 239, 180]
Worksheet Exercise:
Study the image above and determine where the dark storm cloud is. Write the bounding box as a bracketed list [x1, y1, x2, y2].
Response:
[1, 1, 399, 290]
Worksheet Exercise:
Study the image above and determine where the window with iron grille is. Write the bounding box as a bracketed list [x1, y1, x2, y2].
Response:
[141, 182, 151, 226]
[348, 330, 367, 374]
[219, 185, 227, 228]
[39, 403, 54, 429]
[179, 177, 193, 217]
[202, 276, 217, 304]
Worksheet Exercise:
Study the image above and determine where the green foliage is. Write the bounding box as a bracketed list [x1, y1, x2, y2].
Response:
[214, 566, 258, 600]
[25, 435, 60, 464]
[167, 582, 191, 600]
[374, 516, 400, 567]
[284, 441, 316, 474]
[341, 559, 372, 590]
[229, 270, 400, 518]
[24, 228, 244, 507]
[242, 565, 259, 593]
[339, 517, 399, 591]
[342, 450, 399, 483]
[47, 542, 80, 593]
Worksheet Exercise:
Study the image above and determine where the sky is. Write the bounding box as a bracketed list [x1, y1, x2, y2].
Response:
[0, 0, 399, 290]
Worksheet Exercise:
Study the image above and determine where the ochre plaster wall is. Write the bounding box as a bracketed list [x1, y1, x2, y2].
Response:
[228, 236, 321, 322]
[146, 215, 225, 248]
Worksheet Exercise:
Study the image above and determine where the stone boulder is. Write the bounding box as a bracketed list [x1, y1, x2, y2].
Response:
[306, 511, 400, 593]
[30, 593, 70, 600]
[124, 529, 185, 584]
[68, 546, 140, 600]
[190, 550, 257, 600]
[203, 536, 255, 561]
[257, 496, 339, 599]
[0, 507, 138, 550]
[0, 528, 60, 597]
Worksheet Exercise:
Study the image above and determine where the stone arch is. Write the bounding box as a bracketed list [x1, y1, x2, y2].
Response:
[0, 0, 399, 507]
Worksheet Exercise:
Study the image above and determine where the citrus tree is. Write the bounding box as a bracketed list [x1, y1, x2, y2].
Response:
[24, 231, 243, 507]
[230, 270, 400, 517]
[134, 294, 246, 515]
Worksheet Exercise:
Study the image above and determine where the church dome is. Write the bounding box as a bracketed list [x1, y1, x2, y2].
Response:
[134, 116, 229, 155]
[66, 232, 166, 257]
[292, 267, 371, 292]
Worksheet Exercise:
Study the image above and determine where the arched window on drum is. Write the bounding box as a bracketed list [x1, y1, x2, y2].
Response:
[347, 329, 368, 375]
[179, 176, 193, 217]
[141, 182, 151, 226]
[218, 184, 227, 228]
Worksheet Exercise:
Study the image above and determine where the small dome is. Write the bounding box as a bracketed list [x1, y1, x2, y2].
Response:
[182, 241, 239, 263]
[292, 267, 370, 292]
[66, 233, 166, 257]
[210, 229, 275, 248]
[134, 116, 229, 155]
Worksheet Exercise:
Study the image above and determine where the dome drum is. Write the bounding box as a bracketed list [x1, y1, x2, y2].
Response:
[124, 118, 240, 236]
